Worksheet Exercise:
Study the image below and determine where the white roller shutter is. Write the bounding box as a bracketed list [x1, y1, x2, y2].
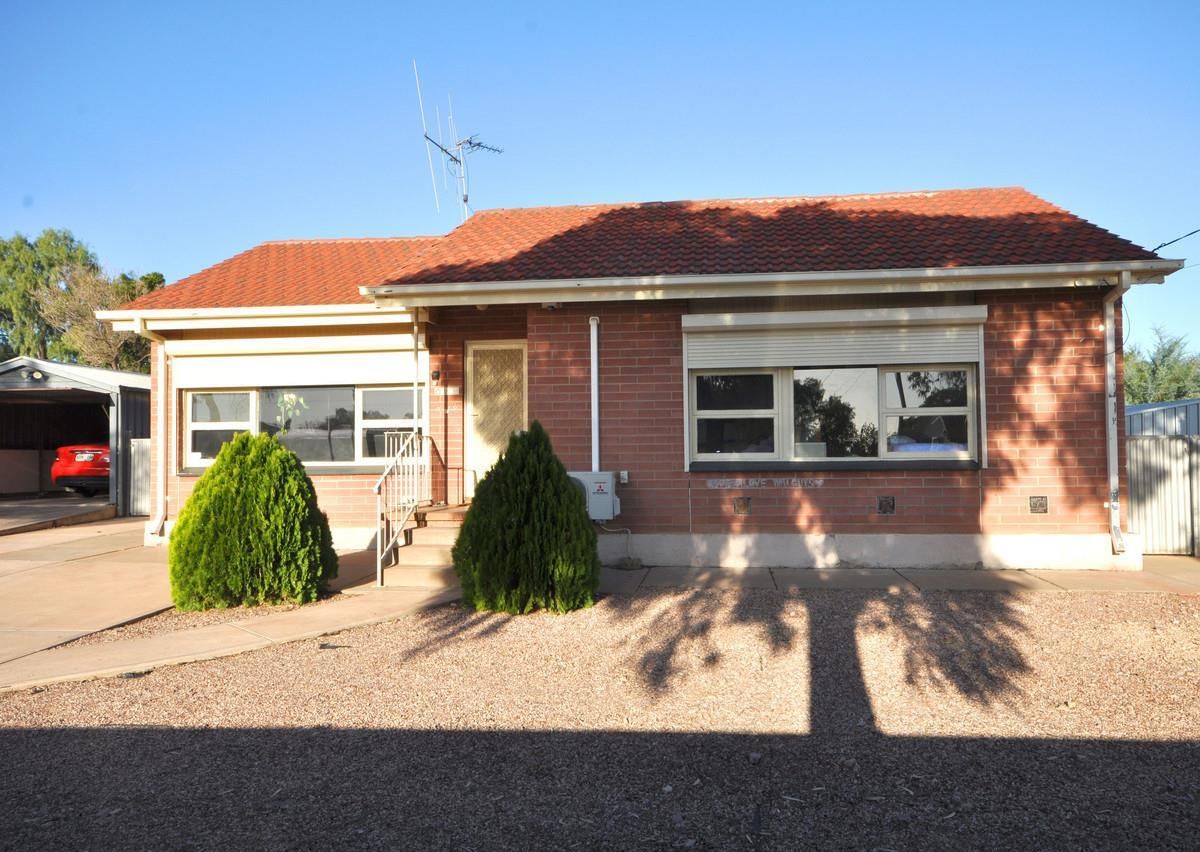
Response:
[683, 305, 986, 369]
[172, 350, 428, 389]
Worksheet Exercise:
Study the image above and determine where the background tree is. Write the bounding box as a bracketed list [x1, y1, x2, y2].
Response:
[1124, 327, 1200, 404]
[37, 267, 163, 371]
[0, 229, 98, 359]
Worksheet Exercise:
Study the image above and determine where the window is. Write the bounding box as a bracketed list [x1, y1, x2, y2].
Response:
[186, 391, 253, 466]
[689, 365, 976, 464]
[260, 386, 355, 463]
[359, 387, 423, 458]
[793, 368, 879, 458]
[183, 385, 425, 468]
[882, 369, 972, 457]
[693, 372, 779, 458]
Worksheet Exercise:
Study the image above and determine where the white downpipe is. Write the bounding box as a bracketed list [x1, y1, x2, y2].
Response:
[1103, 274, 1132, 554]
[589, 316, 600, 472]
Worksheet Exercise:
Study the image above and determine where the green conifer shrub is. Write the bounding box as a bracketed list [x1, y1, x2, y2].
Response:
[451, 421, 598, 613]
[169, 432, 338, 610]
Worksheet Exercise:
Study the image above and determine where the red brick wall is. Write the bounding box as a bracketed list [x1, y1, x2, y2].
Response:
[524, 289, 1116, 536]
[426, 305, 528, 506]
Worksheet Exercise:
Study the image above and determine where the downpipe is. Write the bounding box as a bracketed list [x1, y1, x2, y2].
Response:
[134, 318, 168, 541]
[1103, 273, 1132, 554]
[589, 316, 600, 473]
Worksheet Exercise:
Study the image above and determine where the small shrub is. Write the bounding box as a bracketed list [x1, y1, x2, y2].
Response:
[169, 432, 338, 610]
[452, 421, 598, 613]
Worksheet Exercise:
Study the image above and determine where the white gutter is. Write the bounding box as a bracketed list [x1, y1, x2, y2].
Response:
[589, 316, 600, 472]
[364, 259, 1184, 306]
[1102, 273, 1133, 554]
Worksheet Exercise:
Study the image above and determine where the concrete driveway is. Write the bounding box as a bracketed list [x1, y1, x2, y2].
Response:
[0, 495, 115, 535]
[0, 519, 169, 664]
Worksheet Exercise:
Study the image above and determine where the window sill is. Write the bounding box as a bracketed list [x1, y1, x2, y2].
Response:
[689, 459, 980, 473]
[179, 464, 386, 478]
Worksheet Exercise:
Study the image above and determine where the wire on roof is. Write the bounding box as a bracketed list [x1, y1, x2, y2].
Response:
[1150, 227, 1200, 253]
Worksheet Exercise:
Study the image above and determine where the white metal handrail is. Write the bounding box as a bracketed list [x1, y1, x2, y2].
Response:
[373, 431, 428, 586]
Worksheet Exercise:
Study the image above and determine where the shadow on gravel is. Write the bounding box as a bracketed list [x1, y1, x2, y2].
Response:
[2, 725, 1197, 849]
[604, 586, 1032, 728]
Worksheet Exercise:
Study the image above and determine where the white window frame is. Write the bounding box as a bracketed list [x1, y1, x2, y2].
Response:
[184, 390, 256, 468]
[878, 365, 976, 461]
[356, 385, 426, 461]
[690, 369, 784, 462]
[686, 363, 980, 464]
[183, 385, 427, 469]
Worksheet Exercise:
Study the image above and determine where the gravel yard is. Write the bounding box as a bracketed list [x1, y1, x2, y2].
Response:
[2, 587, 1198, 849]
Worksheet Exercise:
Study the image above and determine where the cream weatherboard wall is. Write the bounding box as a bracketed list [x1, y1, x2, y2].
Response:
[154, 329, 429, 550]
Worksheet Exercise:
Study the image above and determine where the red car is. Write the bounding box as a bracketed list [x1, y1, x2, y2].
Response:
[50, 444, 110, 497]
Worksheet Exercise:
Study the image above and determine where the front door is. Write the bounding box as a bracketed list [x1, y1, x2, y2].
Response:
[464, 340, 527, 499]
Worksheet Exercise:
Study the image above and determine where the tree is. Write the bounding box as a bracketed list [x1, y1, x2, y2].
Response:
[1124, 327, 1200, 404]
[37, 267, 163, 371]
[0, 230, 98, 359]
[452, 421, 598, 614]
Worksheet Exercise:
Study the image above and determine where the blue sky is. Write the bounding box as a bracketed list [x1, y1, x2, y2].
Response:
[2, 1, 1196, 350]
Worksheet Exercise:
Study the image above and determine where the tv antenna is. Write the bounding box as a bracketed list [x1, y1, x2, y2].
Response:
[413, 60, 503, 222]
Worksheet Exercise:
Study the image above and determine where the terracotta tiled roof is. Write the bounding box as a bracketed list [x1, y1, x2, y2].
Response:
[120, 188, 1159, 310]
[119, 237, 439, 310]
[381, 187, 1159, 286]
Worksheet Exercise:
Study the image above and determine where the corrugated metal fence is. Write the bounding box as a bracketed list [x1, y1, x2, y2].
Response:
[128, 438, 151, 517]
[1126, 400, 1200, 437]
[1127, 436, 1199, 555]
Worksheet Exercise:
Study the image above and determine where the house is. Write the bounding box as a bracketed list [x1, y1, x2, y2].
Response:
[97, 188, 1185, 573]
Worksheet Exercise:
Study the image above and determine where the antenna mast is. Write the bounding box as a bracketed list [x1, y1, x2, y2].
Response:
[412, 61, 503, 222]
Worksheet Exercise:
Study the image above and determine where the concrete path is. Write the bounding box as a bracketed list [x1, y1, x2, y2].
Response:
[0, 495, 115, 535]
[0, 586, 460, 692]
[600, 556, 1200, 596]
[0, 519, 169, 665]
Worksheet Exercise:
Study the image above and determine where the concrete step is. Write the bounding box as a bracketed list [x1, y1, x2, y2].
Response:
[405, 524, 461, 546]
[391, 543, 453, 567]
[381, 565, 459, 591]
[416, 506, 468, 527]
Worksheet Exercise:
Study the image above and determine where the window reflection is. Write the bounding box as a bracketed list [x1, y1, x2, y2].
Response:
[793, 368, 879, 458]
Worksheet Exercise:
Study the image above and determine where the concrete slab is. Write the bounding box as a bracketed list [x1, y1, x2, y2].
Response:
[0, 559, 170, 632]
[0, 623, 272, 689]
[1142, 555, 1200, 588]
[772, 567, 917, 593]
[1026, 570, 1200, 593]
[897, 569, 1063, 592]
[599, 566, 648, 595]
[0, 587, 462, 691]
[0, 560, 46, 580]
[0, 496, 115, 535]
[641, 565, 777, 590]
[0, 629, 86, 664]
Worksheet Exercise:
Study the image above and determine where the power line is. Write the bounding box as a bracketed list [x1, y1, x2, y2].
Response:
[1150, 227, 1200, 253]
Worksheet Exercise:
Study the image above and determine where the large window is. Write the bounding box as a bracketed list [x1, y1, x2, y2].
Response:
[690, 365, 976, 463]
[260, 386, 355, 463]
[186, 392, 253, 466]
[184, 385, 424, 468]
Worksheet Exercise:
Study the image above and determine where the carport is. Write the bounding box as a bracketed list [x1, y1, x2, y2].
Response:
[0, 357, 150, 516]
